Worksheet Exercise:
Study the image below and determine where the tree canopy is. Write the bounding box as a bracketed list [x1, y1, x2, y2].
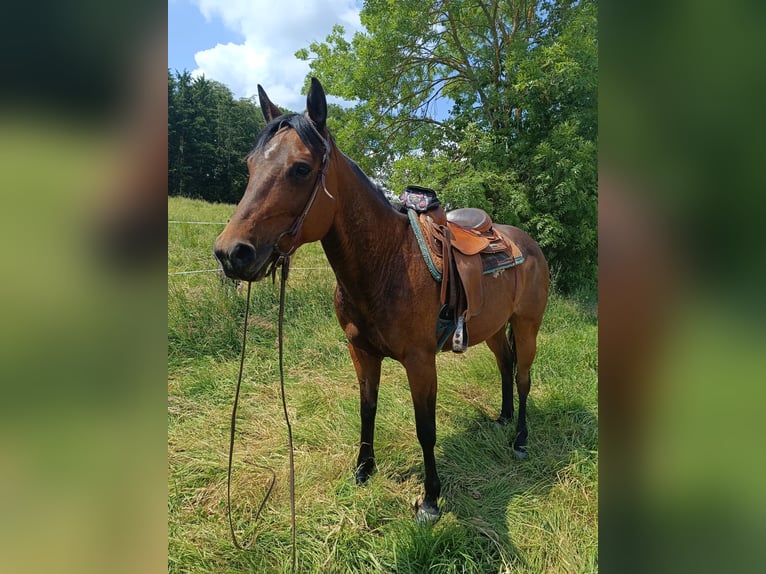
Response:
[168, 70, 267, 204]
[297, 0, 597, 291]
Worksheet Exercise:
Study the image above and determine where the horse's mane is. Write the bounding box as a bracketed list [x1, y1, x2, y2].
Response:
[342, 153, 397, 210]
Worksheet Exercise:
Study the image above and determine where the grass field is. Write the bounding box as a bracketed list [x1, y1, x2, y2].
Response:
[168, 196, 598, 573]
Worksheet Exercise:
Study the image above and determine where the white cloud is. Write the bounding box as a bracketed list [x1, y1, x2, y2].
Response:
[190, 0, 363, 111]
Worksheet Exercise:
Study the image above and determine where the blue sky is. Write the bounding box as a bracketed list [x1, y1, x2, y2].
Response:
[168, 1, 240, 74]
[167, 0, 363, 110]
[167, 0, 453, 119]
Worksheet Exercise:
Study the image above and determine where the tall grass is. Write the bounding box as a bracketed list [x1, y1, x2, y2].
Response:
[168, 196, 598, 573]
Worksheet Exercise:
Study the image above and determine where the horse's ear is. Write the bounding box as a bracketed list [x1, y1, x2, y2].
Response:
[257, 84, 282, 122]
[306, 77, 327, 133]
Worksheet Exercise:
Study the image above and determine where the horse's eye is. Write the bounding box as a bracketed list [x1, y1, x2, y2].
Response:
[291, 162, 312, 179]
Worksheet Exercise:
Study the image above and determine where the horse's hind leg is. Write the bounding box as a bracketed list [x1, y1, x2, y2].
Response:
[509, 316, 542, 459]
[486, 326, 516, 424]
[348, 343, 382, 484]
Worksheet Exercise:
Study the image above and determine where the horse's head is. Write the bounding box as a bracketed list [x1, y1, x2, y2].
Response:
[215, 78, 336, 281]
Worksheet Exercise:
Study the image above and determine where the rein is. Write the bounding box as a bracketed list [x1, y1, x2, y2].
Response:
[226, 258, 295, 570]
[226, 121, 332, 570]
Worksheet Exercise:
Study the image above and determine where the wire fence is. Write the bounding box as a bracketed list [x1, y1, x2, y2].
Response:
[168, 220, 332, 276]
[168, 220, 227, 225]
[168, 267, 332, 276]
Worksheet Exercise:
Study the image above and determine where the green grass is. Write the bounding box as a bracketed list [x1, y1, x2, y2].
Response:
[168, 196, 598, 573]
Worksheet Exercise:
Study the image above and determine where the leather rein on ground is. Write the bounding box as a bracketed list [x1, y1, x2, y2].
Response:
[226, 260, 294, 564]
[226, 121, 332, 571]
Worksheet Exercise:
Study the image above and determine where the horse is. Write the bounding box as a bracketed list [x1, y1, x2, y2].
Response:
[214, 78, 549, 521]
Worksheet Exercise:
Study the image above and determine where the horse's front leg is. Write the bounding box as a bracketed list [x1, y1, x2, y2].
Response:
[403, 351, 441, 522]
[348, 343, 382, 484]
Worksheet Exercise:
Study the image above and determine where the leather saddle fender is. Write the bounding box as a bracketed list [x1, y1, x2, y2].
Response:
[448, 225, 490, 256]
[453, 250, 485, 318]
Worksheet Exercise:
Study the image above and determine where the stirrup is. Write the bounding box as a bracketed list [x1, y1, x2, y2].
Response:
[452, 315, 467, 353]
[436, 305, 454, 349]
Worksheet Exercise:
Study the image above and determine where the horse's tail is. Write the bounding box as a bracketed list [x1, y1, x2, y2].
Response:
[506, 322, 517, 379]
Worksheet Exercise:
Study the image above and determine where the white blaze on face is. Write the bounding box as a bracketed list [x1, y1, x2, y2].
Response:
[263, 140, 279, 160]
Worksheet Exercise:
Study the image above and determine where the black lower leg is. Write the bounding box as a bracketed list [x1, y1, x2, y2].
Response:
[497, 328, 516, 424]
[513, 377, 529, 455]
[416, 441, 441, 520]
[497, 365, 515, 424]
[355, 400, 377, 483]
[351, 346, 381, 484]
[414, 407, 441, 519]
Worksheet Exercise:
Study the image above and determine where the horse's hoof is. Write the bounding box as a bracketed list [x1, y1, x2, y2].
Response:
[513, 447, 527, 460]
[494, 416, 511, 427]
[414, 497, 440, 524]
[354, 467, 372, 484]
[354, 459, 375, 484]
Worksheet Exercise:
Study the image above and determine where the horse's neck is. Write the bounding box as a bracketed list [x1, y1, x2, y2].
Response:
[320, 155, 407, 297]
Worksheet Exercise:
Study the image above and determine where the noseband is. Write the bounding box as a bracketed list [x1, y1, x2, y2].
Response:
[272, 119, 334, 260]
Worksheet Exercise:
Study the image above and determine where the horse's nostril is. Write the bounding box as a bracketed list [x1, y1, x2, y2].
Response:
[213, 246, 226, 264]
[231, 242, 256, 266]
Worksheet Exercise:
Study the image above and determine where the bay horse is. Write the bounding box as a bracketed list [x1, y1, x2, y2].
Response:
[214, 78, 549, 521]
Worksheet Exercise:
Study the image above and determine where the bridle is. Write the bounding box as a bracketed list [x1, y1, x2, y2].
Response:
[226, 118, 333, 571]
[270, 118, 334, 262]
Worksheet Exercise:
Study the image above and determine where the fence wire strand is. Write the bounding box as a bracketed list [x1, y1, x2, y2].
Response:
[168, 220, 330, 275]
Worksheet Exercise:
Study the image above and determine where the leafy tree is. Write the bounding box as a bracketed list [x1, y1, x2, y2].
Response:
[297, 0, 597, 291]
[168, 71, 267, 203]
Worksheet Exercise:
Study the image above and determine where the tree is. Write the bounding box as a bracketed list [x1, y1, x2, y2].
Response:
[297, 0, 597, 291]
[168, 71, 267, 203]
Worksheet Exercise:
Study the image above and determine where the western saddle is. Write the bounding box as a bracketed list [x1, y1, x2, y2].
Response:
[400, 186, 525, 352]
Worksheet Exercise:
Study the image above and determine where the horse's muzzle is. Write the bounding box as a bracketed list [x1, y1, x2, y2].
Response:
[214, 241, 274, 282]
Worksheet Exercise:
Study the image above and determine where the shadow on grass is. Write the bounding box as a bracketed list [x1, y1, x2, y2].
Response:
[392, 396, 598, 572]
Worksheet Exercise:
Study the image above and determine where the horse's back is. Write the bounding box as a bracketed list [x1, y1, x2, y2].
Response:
[493, 224, 544, 262]
[494, 223, 550, 319]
